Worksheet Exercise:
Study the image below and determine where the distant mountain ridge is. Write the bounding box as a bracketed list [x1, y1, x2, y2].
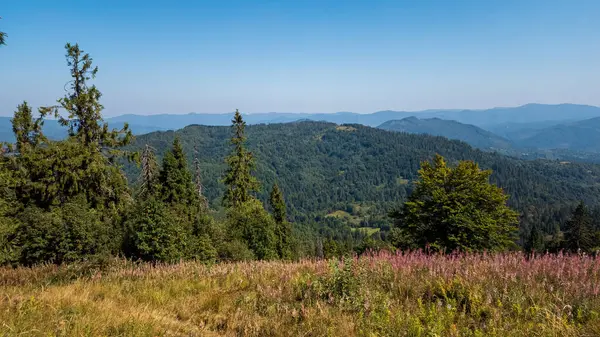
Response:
[378, 117, 513, 150]
[516, 117, 600, 152]
[100, 103, 600, 130]
[2, 104, 600, 155]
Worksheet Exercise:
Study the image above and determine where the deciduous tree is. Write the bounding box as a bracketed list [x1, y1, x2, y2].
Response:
[392, 154, 518, 252]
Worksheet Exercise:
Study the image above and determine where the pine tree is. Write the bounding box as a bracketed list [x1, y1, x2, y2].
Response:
[222, 109, 259, 207]
[564, 202, 595, 253]
[270, 183, 292, 259]
[158, 138, 196, 205]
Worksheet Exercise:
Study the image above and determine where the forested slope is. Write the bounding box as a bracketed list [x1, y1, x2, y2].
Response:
[128, 121, 600, 233]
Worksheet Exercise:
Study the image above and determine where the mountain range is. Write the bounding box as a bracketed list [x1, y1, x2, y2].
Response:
[3, 103, 600, 157]
[106, 103, 600, 130]
[124, 121, 600, 233]
[378, 117, 513, 151]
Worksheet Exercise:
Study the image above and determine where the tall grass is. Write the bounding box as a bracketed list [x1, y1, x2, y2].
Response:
[2, 252, 600, 336]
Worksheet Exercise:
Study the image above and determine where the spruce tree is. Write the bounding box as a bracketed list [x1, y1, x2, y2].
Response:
[22, 43, 134, 210]
[11, 102, 44, 153]
[564, 202, 595, 253]
[524, 224, 545, 253]
[138, 144, 159, 199]
[158, 137, 196, 205]
[42, 43, 133, 149]
[222, 109, 259, 207]
[270, 183, 292, 259]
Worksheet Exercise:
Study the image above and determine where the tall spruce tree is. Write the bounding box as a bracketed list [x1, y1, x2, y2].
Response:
[158, 137, 196, 205]
[222, 109, 259, 207]
[269, 183, 292, 259]
[138, 144, 159, 199]
[42, 43, 133, 149]
[20, 43, 134, 210]
[564, 202, 595, 253]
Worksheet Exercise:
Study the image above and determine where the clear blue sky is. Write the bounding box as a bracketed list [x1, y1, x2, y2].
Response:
[1, 0, 599, 116]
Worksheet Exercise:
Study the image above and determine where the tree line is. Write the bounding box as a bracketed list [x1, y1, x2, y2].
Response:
[1, 42, 598, 266]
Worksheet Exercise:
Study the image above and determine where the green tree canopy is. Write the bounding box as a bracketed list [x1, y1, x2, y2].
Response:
[158, 137, 197, 205]
[42, 43, 132, 149]
[270, 183, 292, 259]
[11, 102, 44, 152]
[222, 109, 259, 207]
[392, 154, 519, 252]
[564, 202, 595, 253]
[226, 199, 277, 260]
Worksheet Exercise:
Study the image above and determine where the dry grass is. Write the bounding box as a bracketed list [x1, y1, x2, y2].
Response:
[2, 252, 600, 336]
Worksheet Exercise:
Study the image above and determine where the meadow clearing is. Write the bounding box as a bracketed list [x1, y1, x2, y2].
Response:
[1, 252, 600, 336]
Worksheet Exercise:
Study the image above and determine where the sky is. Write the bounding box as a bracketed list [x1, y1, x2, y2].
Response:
[1, 0, 599, 116]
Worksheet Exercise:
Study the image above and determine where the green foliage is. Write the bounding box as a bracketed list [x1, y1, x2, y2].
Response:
[43, 43, 133, 149]
[11, 101, 44, 152]
[393, 154, 519, 252]
[158, 138, 197, 205]
[137, 144, 159, 199]
[15, 197, 112, 265]
[270, 183, 292, 259]
[11, 138, 131, 211]
[0, 158, 19, 264]
[564, 202, 595, 253]
[222, 110, 260, 207]
[218, 239, 256, 261]
[226, 199, 278, 260]
[524, 223, 545, 253]
[123, 197, 188, 263]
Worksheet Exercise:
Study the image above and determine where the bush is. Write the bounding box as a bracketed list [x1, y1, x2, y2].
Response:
[123, 197, 188, 263]
[226, 199, 278, 260]
[15, 198, 111, 265]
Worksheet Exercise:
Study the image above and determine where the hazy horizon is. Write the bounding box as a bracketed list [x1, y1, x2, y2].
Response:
[2, 1, 600, 117]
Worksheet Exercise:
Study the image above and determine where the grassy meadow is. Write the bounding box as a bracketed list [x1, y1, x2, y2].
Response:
[2, 252, 600, 336]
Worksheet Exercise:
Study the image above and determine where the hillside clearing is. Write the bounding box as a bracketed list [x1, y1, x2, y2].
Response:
[2, 252, 600, 336]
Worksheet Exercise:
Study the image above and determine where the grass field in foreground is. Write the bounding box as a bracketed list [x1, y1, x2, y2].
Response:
[1, 252, 600, 336]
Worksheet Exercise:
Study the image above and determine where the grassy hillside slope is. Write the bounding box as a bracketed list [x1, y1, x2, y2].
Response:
[2, 253, 599, 336]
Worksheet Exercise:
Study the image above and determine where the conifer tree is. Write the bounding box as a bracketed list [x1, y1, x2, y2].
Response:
[11, 102, 44, 153]
[41, 43, 132, 149]
[524, 223, 545, 253]
[159, 137, 196, 205]
[138, 144, 159, 199]
[564, 202, 595, 253]
[222, 109, 259, 207]
[269, 183, 292, 259]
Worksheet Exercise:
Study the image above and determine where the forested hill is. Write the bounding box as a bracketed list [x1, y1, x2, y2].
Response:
[128, 121, 600, 230]
[378, 117, 513, 151]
